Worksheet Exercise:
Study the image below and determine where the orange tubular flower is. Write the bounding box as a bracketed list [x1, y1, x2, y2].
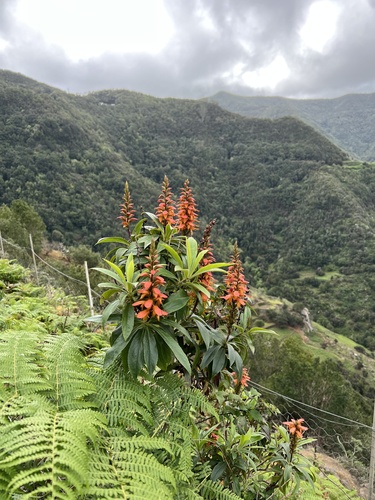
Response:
[232, 368, 251, 387]
[283, 418, 308, 439]
[119, 182, 137, 231]
[177, 179, 199, 235]
[155, 175, 176, 226]
[132, 242, 168, 321]
[199, 220, 217, 301]
[222, 242, 249, 308]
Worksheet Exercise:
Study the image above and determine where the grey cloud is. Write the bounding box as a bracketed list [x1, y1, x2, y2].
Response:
[275, 0, 375, 97]
[1, 0, 375, 99]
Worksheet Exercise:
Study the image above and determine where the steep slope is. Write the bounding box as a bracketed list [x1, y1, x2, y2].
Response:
[207, 91, 375, 161]
[0, 70, 345, 243]
[3, 70, 375, 350]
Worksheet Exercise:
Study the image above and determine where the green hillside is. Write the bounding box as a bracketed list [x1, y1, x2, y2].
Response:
[207, 91, 375, 161]
[3, 70, 375, 351]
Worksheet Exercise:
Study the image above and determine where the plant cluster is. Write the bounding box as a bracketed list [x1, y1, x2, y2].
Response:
[86, 178, 318, 497]
[0, 259, 316, 499]
[95, 176, 260, 385]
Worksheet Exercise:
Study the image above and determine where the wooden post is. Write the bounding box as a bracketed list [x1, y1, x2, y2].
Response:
[84, 261, 94, 317]
[29, 234, 39, 285]
[0, 231, 4, 257]
[369, 401, 375, 500]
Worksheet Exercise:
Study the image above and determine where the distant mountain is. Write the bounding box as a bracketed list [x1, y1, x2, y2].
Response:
[206, 91, 375, 161]
[2, 70, 375, 350]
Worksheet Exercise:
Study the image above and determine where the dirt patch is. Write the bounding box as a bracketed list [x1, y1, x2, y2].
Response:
[302, 447, 367, 498]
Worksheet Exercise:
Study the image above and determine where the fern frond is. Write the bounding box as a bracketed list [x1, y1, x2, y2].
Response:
[86, 436, 177, 499]
[0, 394, 54, 425]
[94, 368, 153, 434]
[182, 386, 219, 422]
[162, 421, 194, 475]
[152, 374, 218, 425]
[199, 480, 243, 500]
[174, 488, 203, 500]
[0, 408, 106, 498]
[43, 333, 97, 410]
[0, 330, 49, 398]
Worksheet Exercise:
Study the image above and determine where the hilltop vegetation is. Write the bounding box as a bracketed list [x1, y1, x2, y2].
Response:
[2, 70, 375, 352]
[206, 91, 375, 161]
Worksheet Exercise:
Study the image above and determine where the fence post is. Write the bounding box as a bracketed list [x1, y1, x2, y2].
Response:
[29, 234, 39, 285]
[84, 261, 95, 317]
[0, 231, 4, 257]
[369, 401, 375, 500]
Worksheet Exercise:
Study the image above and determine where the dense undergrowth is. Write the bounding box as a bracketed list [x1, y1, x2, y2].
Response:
[0, 260, 363, 499]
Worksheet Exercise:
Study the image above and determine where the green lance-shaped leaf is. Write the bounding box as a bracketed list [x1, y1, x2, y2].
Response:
[103, 332, 127, 368]
[211, 462, 227, 481]
[190, 261, 230, 278]
[212, 347, 226, 376]
[186, 236, 198, 276]
[128, 332, 145, 378]
[194, 317, 214, 349]
[101, 299, 120, 326]
[163, 290, 190, 314]
[103, 259, 127, 286]
[96, 236, 130, 245]
[133, 217, 147, 235]
[121, 302, 135, 342]
[125, 252, 135, 283]
[92, 266, 124, 284]
[160, 242, 184, 269]
[142, 329, 158, 375]
[152, 325, 191, 374]
[201, 345, 221, 369]
[227, 344, 243, 377]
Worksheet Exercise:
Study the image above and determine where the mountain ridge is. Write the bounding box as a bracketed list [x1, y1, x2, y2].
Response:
[206, 90, 375, 160]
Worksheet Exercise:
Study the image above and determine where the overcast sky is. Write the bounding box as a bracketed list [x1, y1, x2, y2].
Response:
[1, 0, 375, 99]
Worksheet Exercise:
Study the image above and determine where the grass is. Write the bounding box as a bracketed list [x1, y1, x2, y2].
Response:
[271, 321, 375, 383]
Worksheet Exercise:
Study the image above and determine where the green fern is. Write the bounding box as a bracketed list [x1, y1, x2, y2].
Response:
[199, 480, 244, 500]
[86, 436, 177, 499]
[93, 363, 154, 435]
[0, 330, 49, 402]
[0, 408, 106, 498]
[43, 333, 98, 410]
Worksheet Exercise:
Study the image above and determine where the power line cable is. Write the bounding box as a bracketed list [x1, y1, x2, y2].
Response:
[250, 381, 373, 430]
[34, 252, 101, 298]
[2, 236, 101, 298]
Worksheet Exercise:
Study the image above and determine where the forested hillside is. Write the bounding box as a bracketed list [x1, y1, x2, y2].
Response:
[206, 91, 375, 161]
[3, 70, 375, 350]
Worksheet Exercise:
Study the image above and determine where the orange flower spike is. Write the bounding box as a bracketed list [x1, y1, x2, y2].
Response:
[132, 240, 168, 321]
[232, 368, 250, 387]
[177, 179, 199, 235]
[118, 182, 137, 239]
[223, 242, 249, 308]
[156, 175, 176, 226]
[283, 418, 308, 439]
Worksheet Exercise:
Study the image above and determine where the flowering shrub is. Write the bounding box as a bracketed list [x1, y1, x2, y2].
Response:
[95, 177, 261, 381]
[93, 178, 317, 497]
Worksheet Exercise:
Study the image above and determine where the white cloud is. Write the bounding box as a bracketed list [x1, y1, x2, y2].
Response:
[299, 1, 341, 53]
[242, 54, 290, 89]
[14, 0, 175, 61]
[0, 38, 9, 51]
